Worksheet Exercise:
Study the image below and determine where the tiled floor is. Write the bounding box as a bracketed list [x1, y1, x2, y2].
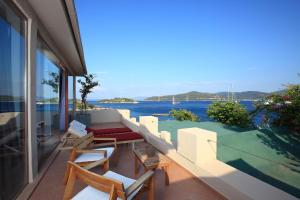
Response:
[30, 144, 226, 200]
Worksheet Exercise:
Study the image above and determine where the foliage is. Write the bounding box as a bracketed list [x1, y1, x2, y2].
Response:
[42, 72, 59, 93]
[99, 97, 136, 103]
[207, 101, 250, 127]
[253, 84, 300, 133]
[75, 101, 95, 109]
[77, 74, 99, 111]
[170, 109, 199, 122]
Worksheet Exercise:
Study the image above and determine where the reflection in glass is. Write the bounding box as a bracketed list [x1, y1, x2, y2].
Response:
[36, 37, 61, 170]
[68, 76, 74, 121]
[0, 1, 27, 200]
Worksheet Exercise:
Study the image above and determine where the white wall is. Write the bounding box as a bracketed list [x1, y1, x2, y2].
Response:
[177, 128, 217, 164]
[86, 109, 122, 123]
[121, 117, 140, 132]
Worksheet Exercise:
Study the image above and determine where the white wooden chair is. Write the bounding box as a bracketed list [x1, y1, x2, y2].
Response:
[63, 161, 154, 200]
[60, 120, 89, 149]
[63, 132, 117, 184]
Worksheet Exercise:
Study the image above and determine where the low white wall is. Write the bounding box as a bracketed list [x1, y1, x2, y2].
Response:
[117, 109, 130, 119]
[177, 128, 217, 164]
[87, 109, 122, 123]
[121, 117, 140, 132]
[139, 116, 159, 134]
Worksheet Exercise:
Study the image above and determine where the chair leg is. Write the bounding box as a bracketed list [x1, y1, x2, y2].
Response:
[147, 176, 154, 200]
[103, 159, 109, 172]
[63, 165, 76, 200]
[64, 149, 77, 184]
[63, 164, 71, 184]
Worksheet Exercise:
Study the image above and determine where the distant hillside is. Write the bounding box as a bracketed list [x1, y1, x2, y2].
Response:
[145, 91, 272, 101]
[99, 97, 137, 103]
[216, 91, 269, 100]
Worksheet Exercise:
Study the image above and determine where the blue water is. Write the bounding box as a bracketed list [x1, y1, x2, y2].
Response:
[1, 100, 261, 123]
[89, 100, 258, 122]
[0, 102, 59, 112]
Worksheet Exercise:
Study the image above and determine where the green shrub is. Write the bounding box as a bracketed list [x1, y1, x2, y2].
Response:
[170, 109, 199, 122]
[207, 101, 250, 127]
[254, 84, 300, 133]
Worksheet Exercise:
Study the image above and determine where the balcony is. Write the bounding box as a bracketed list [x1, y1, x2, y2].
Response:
[30, 141, 225, 200]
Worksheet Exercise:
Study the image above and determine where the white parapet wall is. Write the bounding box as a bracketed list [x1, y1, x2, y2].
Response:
[177, 128, 217, 164]
[139, 116, 160, 138]
[121, 117, 140, 132]
[160, 131, 172, 145]
[87, 108, 123, 123]
[116, 109, 130, 119]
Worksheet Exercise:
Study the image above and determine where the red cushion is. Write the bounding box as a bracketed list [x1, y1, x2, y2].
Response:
[94, 132, 143, 143]
[86, 127, 132, 134]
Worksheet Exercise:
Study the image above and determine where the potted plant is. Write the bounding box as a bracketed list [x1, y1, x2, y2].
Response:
[76, 74, 99, 126]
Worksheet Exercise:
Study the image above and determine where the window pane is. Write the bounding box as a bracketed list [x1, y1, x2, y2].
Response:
[0, 1, 27, 200]
[36, 37, 61, 170]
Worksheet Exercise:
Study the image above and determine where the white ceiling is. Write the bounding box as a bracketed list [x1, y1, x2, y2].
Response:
[28, 0, 86, 75]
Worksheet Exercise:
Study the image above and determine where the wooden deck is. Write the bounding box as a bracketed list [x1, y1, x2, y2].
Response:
[29, 143, 226, 200]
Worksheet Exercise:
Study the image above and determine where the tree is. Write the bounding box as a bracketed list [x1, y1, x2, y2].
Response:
[42, 72, 59, 93]
[170, 109, 199, 122]
[253, 84, 300, 133]
[207, 101, 250, 127]
[77, 74, 99, 111]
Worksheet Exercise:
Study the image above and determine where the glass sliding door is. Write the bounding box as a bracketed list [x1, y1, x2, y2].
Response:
[36, 37, 61, 170]
[0, 1, 27, 200]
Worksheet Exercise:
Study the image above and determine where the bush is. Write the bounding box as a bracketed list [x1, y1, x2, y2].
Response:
[254, 84, 300, 133]
[207, 101, 250, 127]
[170, 109, 199, 122]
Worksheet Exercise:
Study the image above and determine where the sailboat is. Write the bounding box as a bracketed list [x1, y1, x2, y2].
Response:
[172, 96, 179, 105]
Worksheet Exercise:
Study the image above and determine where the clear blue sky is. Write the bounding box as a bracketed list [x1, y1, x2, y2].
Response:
[75, 0, 300, 99]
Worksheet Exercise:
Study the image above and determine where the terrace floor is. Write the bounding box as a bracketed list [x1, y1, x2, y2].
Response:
[29, 143, 225, 200]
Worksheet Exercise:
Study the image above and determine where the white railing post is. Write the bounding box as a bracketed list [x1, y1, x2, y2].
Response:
[177, 128, 217, 164]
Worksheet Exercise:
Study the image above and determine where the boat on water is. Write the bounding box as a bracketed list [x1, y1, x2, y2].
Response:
[172, 96, 180, 105]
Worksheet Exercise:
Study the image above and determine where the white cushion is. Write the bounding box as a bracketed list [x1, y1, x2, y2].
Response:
[74, 147, 114, 163]
[72, 171, 141, 200]
[68, 126, 87, 138]
[70, 120, 86, 130]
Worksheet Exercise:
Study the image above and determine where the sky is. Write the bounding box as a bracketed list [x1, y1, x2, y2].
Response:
[75, 0, 300, 99]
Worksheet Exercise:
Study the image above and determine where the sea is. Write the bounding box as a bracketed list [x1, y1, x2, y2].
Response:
[89, 100, 261, 123]
[0, 100, 261, 124]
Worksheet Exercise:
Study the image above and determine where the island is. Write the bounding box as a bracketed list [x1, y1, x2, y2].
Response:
[98, 98, 138, 104]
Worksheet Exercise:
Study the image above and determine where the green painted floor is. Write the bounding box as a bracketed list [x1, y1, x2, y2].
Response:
[159, 120, 300, 198]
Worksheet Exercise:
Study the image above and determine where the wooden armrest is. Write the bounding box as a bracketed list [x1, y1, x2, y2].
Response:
[93, 138, 117, 142]
[93, 138, 117, 148]
[83, 158, 108, 170]
[125, 170, 154, 196]
[75, 149, 107, 155]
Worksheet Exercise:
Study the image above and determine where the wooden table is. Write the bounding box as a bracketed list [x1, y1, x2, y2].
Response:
[133, 143, 171, 185]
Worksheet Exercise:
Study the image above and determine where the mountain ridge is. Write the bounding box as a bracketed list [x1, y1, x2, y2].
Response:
[145, 91, 277, 101]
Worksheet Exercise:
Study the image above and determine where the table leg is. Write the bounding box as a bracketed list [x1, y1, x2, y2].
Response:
[164, 166, 170, 185]
[134, 155, 139, 176]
